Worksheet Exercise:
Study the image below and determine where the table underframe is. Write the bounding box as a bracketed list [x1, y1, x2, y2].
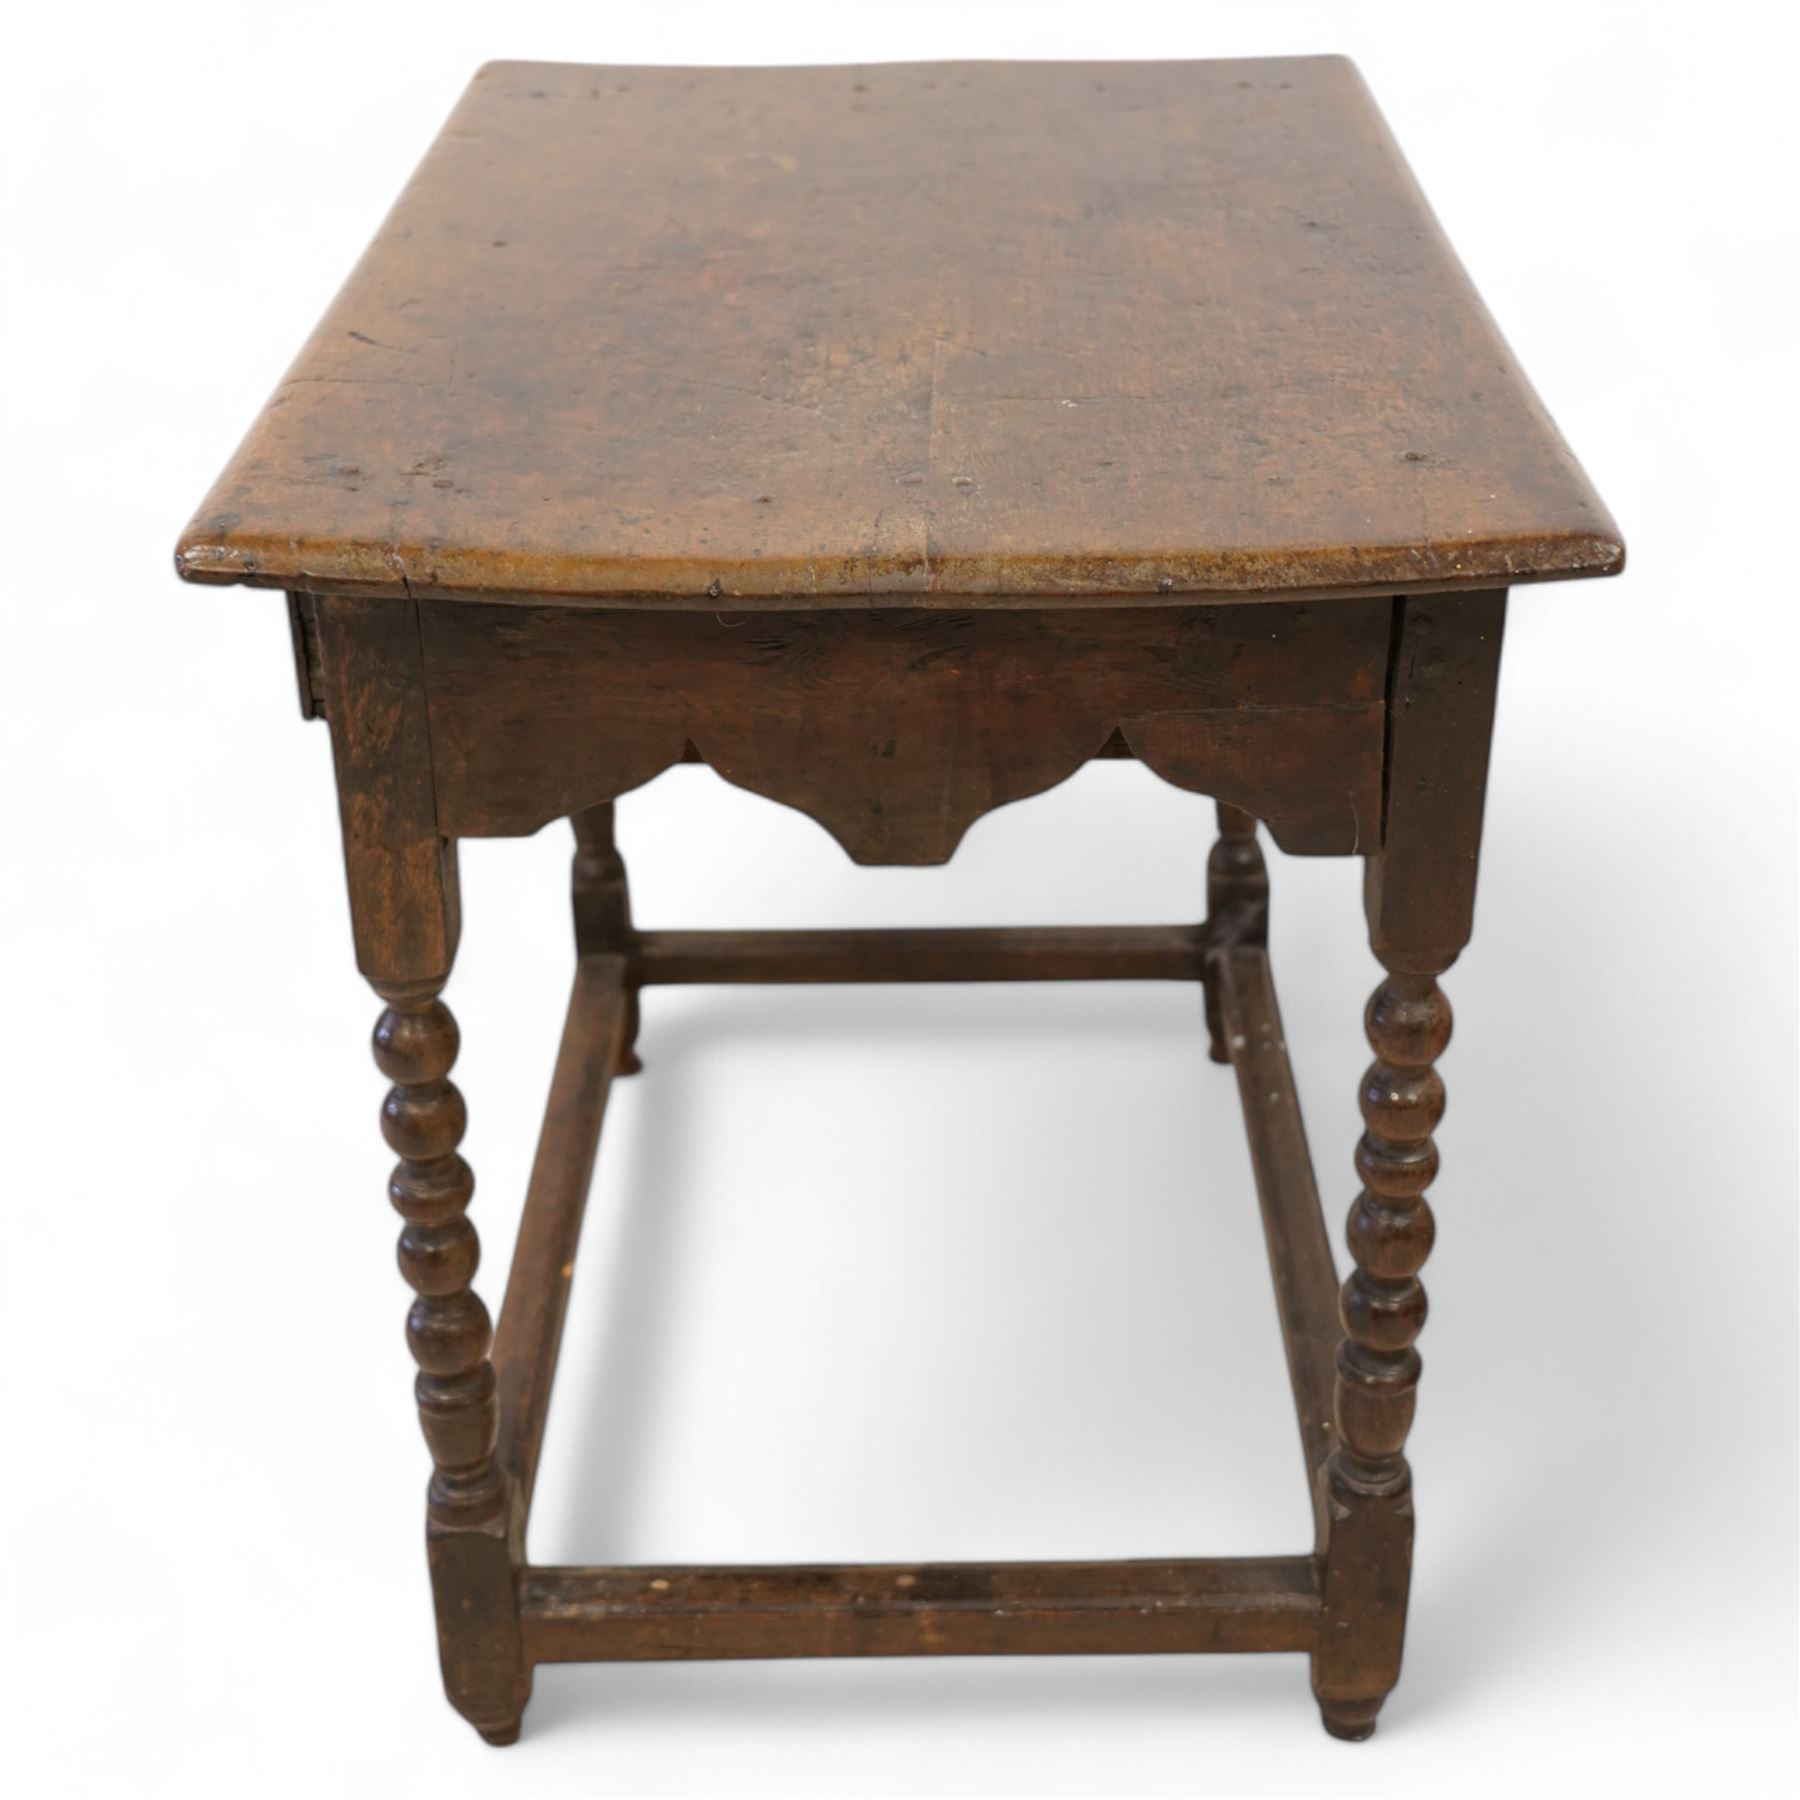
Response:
[498, 918, 1332, 1683]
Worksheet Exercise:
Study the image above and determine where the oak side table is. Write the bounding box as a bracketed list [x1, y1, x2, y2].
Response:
[176, 58, 1623, 1744]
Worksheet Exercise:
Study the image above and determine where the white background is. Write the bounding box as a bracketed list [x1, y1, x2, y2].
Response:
[2, 3, 1795, 1795]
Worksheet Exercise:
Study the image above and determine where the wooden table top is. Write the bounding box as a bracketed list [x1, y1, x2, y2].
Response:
[176, 57, 1621, 609]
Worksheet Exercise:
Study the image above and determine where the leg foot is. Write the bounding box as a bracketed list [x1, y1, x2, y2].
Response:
[1318, 1695, 1385, 1742]
[476, 1717, 523, 1747]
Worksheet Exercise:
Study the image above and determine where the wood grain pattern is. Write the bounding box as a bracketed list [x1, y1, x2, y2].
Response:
[174, 58, 1621, 606]
[492, 953, 628, 1511]
[418, 600, 1388, 863]
[1214, 946, 1339, 1551]
[376, 992, 501, 1523]
[1202, 804, 1269, 1062]
[192, 48, 1623, 1749]
[373, 983, 529, 1745]
[312, 594, 458, 984]
[570, 804, 641, 1073]
[1312, 592, 1505, 1741]
[633, 923, 1210, 985]
[1313, 970, 1450, 1742]
[520, 1558, 1321, 1663]
[1365, 591, 1507, 971]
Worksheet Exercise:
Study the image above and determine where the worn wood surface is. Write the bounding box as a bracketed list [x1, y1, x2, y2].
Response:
[1311, 592, 1504, 1741]
[175, 57, 1620, 606]
[1202, 803, 1269, 1061]
[373, 983, 529, 1744]
[520, 1558, 1321, 1663]
[186, 51, 1622, 1750]
[1364, 592, 1508, 971]
[311, 594, 458, 984]
[492, 953, 628, 1512]
[417, 600, 1388, 862]
[1214, 944, 1340, 1551]
[292, 589, 1514, 1746]
[570, 804, 642, 1073]
[634, 923, 1210, 984]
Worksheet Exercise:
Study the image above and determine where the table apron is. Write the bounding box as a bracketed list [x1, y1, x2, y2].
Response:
[404, 597, 1393, 864]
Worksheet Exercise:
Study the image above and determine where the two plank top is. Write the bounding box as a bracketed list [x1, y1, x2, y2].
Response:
[176, 57, 1622, 609]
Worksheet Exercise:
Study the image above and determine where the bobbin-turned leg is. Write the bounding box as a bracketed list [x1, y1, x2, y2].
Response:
[1314, 965, 1448, 1740]
[572, 802, 641, 1074]
[1312, 591, 1506, 1739]
[1203, 802, 1268, 1062]
[377, 981, 529, 1745]
[313, 594, 529, 1745]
